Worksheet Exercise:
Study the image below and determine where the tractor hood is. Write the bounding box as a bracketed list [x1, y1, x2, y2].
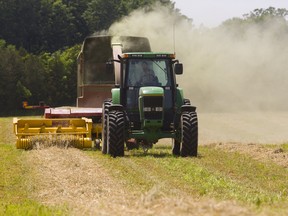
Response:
[139, 86, 164, 97]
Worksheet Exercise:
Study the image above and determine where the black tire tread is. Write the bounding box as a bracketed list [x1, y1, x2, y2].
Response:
[107, 110, 125, 157]
[181, 112, 198, 157]
[101, 99, 112, 154]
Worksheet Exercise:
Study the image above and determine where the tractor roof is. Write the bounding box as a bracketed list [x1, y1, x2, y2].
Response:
[121, 52, 175, 59]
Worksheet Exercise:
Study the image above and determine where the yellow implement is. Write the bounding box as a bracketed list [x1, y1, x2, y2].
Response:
[13, 117, 93, 149]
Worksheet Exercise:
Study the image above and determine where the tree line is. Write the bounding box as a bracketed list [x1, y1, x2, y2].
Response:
[0, 0, 176, 114]
[0, 0, 171, 53]
[0, 1, 287, 114]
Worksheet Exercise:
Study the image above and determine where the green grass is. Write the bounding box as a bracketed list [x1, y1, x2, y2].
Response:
[263, 143, 288, 152]
[87, 144, 288, 214]
[0, 117, 15, 145]
[2, 116, 288, 215]
[0, 117, 68, 216]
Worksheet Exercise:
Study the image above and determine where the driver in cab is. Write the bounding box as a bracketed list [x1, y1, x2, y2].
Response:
[138, 61, 159, 86]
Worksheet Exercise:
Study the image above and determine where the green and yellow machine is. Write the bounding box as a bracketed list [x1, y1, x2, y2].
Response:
[13, 35, 151, 150]
[13, 36, 198, 156]
[102, 52, 198, 157]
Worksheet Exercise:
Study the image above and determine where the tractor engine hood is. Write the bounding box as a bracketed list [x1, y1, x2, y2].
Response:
[139, 86, 164, 97]
[138, 87, 164, 129]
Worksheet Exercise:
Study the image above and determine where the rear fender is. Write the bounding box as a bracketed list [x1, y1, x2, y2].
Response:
[181, 105, 197, 112]
[108, 104, 123, 112]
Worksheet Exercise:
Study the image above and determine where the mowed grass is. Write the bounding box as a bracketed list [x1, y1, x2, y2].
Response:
[0, 117, 68, 216]
[1, 116, 288, 215]
[88, 143, 288, 215]
[263, 143, 288, 152]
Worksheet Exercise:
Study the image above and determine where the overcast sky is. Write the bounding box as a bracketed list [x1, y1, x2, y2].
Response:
[173, 0, 288, 27]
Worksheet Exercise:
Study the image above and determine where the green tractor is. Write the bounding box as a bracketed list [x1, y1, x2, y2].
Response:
[102, 52, 198, 157]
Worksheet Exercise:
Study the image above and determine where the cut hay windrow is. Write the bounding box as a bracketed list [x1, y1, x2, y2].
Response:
[30, 134, 84, 150]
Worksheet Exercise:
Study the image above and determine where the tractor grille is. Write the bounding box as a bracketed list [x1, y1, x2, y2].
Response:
[143, 96, 163, 120]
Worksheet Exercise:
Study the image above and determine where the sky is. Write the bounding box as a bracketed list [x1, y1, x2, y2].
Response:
[173, 0, 288, 27]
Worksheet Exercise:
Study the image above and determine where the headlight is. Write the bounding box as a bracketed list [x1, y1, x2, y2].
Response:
[144, 107, 163, 112]
[155, 107, 163, 112]
[144, 107, 152, 112]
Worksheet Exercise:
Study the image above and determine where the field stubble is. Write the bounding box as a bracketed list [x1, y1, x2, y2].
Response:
[25, 147, 254, 216]
[2, 112, 288, 215]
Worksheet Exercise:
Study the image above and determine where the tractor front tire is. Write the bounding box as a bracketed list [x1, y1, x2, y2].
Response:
[107, 110, 125, 157]
[180, 111, 198, 157]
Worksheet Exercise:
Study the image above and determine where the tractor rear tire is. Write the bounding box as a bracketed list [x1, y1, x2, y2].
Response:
[180, 111, 198, 157]
[101, 99, 112, 154]
[107, 110, 125, 157]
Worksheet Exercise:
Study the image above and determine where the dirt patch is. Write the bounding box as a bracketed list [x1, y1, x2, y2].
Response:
[208, 142, 288, 168]
[24, 147, 253, 216]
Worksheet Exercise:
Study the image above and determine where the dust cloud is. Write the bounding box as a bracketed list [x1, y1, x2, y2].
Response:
[109, 4, 288, 112]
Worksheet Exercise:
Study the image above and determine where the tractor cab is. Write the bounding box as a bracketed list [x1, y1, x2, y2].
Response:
[119, 53, 182, 130]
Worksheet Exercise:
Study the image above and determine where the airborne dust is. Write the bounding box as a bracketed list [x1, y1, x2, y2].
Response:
[109, 4, 288, 112]
[108, 4, 288, 144]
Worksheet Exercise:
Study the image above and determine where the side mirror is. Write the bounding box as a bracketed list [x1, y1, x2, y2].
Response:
[106, 61, 114, 73]
[174, 63, 183, 75]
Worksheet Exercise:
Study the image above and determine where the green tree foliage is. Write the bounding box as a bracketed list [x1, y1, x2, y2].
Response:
[0, 0, 89, 53]
[0, 40, 26, 112]
[0, 0, 41, 52]
[39, 0, 87, 53]
[221, 7, 288, 38]
[40, 45, 80, 106]
[0, 0, 170, 53]
[0, 0, 183, 114]
[0, 39, 80, 114]
[83, 0, 127, 32]
[243, 7, 288, 21]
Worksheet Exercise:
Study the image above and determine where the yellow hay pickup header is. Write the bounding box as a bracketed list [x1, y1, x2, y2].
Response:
[13, 117, 93, 149]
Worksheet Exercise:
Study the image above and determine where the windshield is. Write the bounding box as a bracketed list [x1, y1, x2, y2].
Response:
[126, 59, 171, 87]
